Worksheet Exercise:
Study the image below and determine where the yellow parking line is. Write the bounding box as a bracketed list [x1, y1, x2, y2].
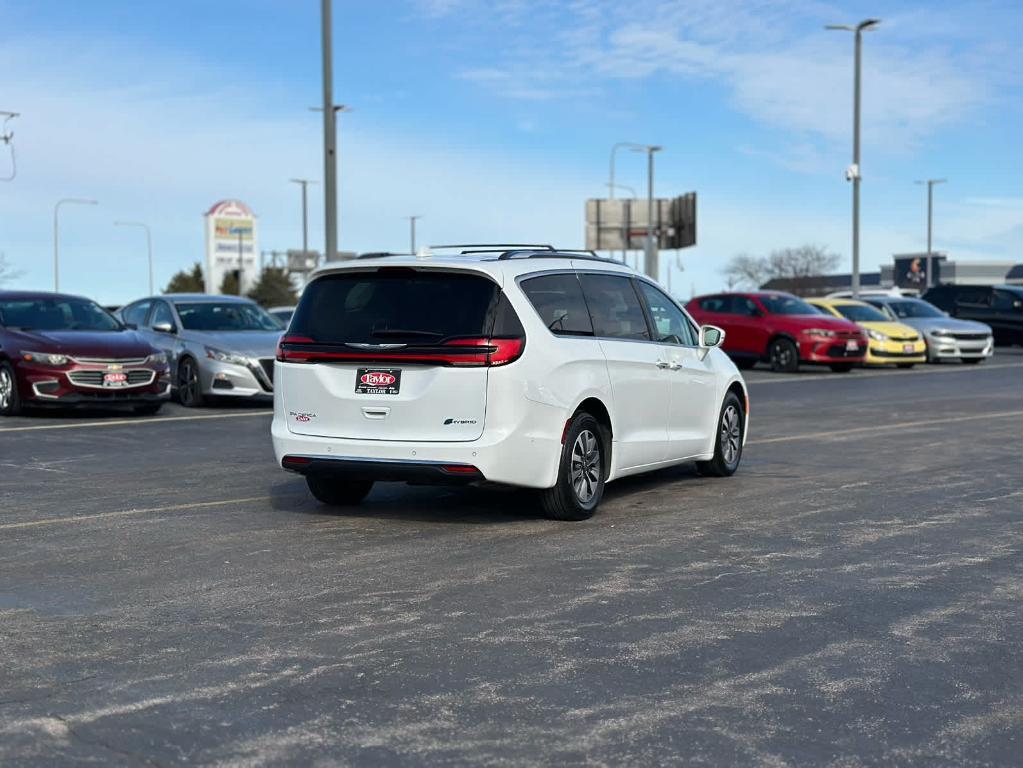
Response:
[0, 496, 274, 531]
[747, 360, 1023, 385]
[0, 410, 273, 434]
[749, 409, 1023, 445]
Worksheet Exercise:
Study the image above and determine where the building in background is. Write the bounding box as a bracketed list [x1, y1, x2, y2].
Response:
[204, 200, 258, 295]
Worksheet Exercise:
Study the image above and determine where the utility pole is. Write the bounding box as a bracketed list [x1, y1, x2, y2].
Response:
[1, 110, 18, 182]
[114, 221, 153, 295]
[915, 178, 947, 289]
[236, 229, 244, 294]
[53, 198, 98, 292]
[321, 0, 337, 264]
[405, 215, 422, 254]
[826, 19, 880, 299]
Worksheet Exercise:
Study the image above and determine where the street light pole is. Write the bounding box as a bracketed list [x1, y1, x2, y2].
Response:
[827, 18, 880, 299]
[289, 178, 317, 258]
[405, 215, 422, 254]
[114, 221, 153, 295]
[610, 142, 659, 269]
[53, 198, 98, 292]
[631, 145, 663, 281]
[915, 178, 947, 289]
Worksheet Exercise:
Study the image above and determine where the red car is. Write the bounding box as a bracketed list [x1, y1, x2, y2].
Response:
[0, 291, 171, 416]
[686, 291, 867, 372]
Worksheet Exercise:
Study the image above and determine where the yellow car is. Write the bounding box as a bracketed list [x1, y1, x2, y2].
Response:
[808, 298, 927, 367]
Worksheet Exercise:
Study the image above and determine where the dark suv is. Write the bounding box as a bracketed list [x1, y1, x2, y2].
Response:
[922, 285, 1023, 346]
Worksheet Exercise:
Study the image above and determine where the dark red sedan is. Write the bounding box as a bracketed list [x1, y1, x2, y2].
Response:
[686, 291, 867, 372]
[0, 291, 171, 415]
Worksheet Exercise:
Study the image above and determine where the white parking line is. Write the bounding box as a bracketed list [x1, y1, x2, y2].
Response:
[748, 409, 1023, 445]
[746, 360, 1023, 385]
[0, 495, 275, 531]
[0, 410, 273, 434]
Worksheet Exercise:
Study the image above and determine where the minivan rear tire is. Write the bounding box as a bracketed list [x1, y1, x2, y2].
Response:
[540, 413, 605, 521]
[306, 476, 374, 507]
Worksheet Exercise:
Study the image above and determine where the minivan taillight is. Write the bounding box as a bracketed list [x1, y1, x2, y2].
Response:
[276, 335, 313, 362]
[275, 336, 524, 367]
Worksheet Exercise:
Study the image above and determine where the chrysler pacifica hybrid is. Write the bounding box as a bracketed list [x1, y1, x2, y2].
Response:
[272, 246, 748, 520]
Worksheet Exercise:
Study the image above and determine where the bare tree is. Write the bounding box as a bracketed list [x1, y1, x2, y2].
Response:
[0, 252, 23, 287]
[722, 244, 840, 291]
[721, 253, 772, 290]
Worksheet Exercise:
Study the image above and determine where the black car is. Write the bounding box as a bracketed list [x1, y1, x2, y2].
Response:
[922, 284, 1023, 346]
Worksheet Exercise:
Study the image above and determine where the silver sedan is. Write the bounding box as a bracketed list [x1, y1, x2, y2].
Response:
[863, 296, 994, 363]
[118, 294, 283, 406]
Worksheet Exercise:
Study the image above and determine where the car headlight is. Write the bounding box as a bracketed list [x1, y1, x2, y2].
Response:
[146, 352, 168, 365]
[800, 328, 837, 338]
[866, 329, 889, 342]
[204, 346, 251, 366]
[21, 350, 69, 366]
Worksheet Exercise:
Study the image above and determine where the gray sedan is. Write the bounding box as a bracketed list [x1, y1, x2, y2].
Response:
[118, 294, 283, 406]
[862, 296, 994, 363]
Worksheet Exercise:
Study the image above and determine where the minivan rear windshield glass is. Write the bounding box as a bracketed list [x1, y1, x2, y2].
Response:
[175, 302, 281, 331]
[0, 297, 122, 331]
[759, 295, 821, 315]
[887, 300, 945, 319]
[289, 270, 515, 344]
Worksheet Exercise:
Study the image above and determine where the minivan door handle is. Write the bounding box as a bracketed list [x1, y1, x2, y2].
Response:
[655, 360, 672, 369]
[362, 407, 390, 419]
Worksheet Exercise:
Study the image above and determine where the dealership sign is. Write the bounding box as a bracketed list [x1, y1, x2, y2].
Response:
[204, 199, 259, 295]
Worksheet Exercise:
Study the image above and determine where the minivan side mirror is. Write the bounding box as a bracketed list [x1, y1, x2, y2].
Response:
[153, 321, 176, 334]
[699, 324, 725, 348]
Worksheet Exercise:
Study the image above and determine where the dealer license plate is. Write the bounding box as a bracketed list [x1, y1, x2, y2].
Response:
[103, 372, 128, 387]
[355, 368, 401, 395]
[846, 340, 859, 351]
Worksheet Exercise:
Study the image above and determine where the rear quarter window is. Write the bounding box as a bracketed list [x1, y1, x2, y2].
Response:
[520, 273, 594, 336]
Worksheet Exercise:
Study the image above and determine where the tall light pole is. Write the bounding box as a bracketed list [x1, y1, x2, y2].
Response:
[311, 103, 352, 263]
[320, 0, 338, 264]
[289, 178, 317, 259]
[915, 178, 947, 289]
[609, 142, 659, 269]
[631, 145, 663, 280]
[53, 198, 98, 291]
[606, 182, 637, 198]
[114, 221, 153, 295]
[405, 215, 422, 254]
[827, 18, 880, 298]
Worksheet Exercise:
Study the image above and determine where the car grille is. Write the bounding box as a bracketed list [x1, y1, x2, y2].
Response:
[67, 369, 155, 388]
[72, 356, 149, 365]
[950, 332, 989, 341]
[871, 349, 923, 358]
[826, 344, 863, 358]
[890, 334, 919, 342]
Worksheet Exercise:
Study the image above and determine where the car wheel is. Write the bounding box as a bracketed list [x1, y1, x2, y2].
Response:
[829, 363, 853, 373]
[133, 402, 163, 416]
[961, 357, 983, 365]
[306, 476, 374, 506]
[177, 357, 204, 408]
[0, 361, 22, 417]
[768, 338, 799, 373]
[697, 392, 745, 477]
[540, 413, 605, 521]
[896, 363, 915, 369]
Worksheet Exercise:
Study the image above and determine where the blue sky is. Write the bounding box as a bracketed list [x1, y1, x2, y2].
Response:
[1, 0, 1021, 303]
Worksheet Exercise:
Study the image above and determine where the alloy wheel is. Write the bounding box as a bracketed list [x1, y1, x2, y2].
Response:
[179, 361, 198, 406]
[570, 429, 601, 503]
[771, 343, 794, 369]
[720, 404, 742, 466]
[0, 368, 11, 411]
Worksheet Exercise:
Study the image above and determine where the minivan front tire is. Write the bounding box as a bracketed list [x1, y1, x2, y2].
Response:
[306, 476, 374, 507]
[697, 392, 745, 477]
[540, 413, 605, 521]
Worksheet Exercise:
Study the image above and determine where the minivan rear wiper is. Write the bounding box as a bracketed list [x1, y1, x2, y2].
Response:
[371, 329, 443, 339]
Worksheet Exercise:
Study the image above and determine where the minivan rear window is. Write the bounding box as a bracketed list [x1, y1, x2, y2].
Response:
[290, 270, 520, 343]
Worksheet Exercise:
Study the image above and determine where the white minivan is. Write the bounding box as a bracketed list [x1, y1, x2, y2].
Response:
[272, 246, 748, 520]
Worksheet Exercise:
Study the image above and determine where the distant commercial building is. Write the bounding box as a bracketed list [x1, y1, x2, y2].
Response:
[762, 252, 1022, 295]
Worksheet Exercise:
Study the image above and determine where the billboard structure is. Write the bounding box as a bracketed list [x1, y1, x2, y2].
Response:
[204, 200, 258, 295]
[893, 252, 945, 291]
[585, 193, 697, 252]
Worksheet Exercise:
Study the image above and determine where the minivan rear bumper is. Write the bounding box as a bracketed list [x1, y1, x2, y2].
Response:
[281, 455, 483, 484]
[271, 403, 564, 490]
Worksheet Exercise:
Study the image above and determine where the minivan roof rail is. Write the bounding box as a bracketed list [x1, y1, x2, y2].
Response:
[497, 249, 613, 263]
[430, 243, 555, 251]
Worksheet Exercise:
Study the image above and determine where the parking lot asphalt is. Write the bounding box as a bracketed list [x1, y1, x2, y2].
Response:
[2, 351, 1022, 766]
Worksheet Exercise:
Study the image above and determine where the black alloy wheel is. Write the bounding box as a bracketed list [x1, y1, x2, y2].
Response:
[177, 357, 204, 408]
[769, 338, 799, 373]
